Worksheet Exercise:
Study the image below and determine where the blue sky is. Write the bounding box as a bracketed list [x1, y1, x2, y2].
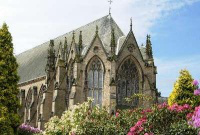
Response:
[151, 2, 200, 96]
[0, 0, 200, 97]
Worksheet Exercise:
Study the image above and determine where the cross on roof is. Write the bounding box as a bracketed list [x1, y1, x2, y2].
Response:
[108, 0, 113, 5]
[108, 0, 113, 15]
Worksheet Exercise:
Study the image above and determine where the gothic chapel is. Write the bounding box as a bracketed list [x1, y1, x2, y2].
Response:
[17, 14, 158, 129]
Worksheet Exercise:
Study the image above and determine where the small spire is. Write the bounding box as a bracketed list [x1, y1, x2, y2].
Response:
[78, 31, 83, 53]
[64, 37, 67, 50]
[130, 17, 133, 31]
[146, 34, 153, 59]
[50, 40, 54, 47]
[111, 28, 116, 47]
[96, 25, 99, 35]
[147, 34, 151, 40]
[72, 31, 75, 42]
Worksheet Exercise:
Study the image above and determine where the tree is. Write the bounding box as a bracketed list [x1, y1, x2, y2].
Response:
[168, 69, 200, 107]
[0, 23, 20, 134]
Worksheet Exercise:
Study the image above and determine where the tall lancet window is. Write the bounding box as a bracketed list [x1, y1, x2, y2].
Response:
[87, 58, 103, 107]
[117, 58, 139, 107]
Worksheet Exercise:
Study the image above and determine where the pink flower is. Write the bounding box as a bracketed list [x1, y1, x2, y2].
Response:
[130, 126, 136, 132]
[116, 112, 119, 117]
[193, 80, 199, 86]
[138, 127, 144, 132]
[194, 89, 200, 96]
[187, 113, 193, 120]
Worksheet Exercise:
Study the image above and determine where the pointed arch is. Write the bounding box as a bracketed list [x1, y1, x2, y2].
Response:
[85, 56, 105, 107]
[116, 55, 144, 108]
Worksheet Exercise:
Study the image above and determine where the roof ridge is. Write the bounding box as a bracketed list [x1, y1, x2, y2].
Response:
[16, 15, 110, 57]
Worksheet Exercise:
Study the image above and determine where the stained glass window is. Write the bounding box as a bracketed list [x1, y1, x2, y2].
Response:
[87, 58, 103, 107]
[117, 58, 139, 107]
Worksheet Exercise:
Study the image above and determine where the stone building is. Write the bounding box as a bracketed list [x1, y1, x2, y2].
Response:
[17, 14, 158, 129]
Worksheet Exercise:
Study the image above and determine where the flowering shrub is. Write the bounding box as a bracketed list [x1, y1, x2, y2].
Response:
[188, 80, 200, 134]
[128, 103, 196, 135]
[44, 98, 144, 135]
[18, 123, 42, 135]
[193, 80, 200, 96]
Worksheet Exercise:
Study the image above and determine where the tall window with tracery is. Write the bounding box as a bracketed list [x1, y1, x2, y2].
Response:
[87, 58, 103, 107]
[117, 58, 139, 107]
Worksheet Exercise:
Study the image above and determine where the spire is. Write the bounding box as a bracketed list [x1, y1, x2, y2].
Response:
[64, 37, 67, 51]
[64, 37, 68, 61]
[130, 17, 133, 31]
[58, 41, 62, 59]
[110, 28, 116, 55]
[78, 31, 83, 54]
[72, 31, 75, 43]
[46, 40, 56, 72]
[111, 28, 116, 47]
[146, 34, 153, 59]
[95, 25, 99, 35]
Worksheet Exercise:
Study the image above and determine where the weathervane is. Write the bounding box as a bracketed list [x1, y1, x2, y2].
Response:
[108, 0, 113, 15]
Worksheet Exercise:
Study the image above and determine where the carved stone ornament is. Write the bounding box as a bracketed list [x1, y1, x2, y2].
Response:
[93, 46, 99, 53]
[127, 44, 135, 52]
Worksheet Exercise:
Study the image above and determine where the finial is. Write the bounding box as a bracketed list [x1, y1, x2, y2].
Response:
[147, 34, 151, 40]
[64, 37, 67, 49]
[96, 25, 99, 35]
[79, 31, 83, 48]
[72, 31, 75, 41]
[50, 40, 54, 47]
[130, 17, 133, 31]
[111, 28, 116, 47]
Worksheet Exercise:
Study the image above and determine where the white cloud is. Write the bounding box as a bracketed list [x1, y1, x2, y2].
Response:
[0, 0, 199, 54]
[155, 55, 200, 97]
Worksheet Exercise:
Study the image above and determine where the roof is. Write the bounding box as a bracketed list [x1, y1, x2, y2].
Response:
[16, 15, 125, 83]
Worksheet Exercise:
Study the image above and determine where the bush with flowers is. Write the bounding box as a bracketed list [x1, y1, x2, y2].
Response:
[44, 98, 143, 135]
[18, 123, 42, 135]
[43, 78, 200, 135]
[187, 79, 200, 134]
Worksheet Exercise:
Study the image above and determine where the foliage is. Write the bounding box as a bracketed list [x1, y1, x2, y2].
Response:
[44, 98, 143, 135]
[0, 104, 14, 135]
[44, 99, 199, 135]
[0, 23, 20, 134]
[128, 103, 197, 135]
[188, 80, 200, 134]
[18, 123, 42, 135]
[168, 69, 200, 107]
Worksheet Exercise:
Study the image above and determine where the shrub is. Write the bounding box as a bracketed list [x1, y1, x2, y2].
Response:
[128, 103, 197, 135]
[18, 123, 42, 135]
[44, 98, 143, 135]
[168, 69, 200, 107]
[0, 23, 20, 134]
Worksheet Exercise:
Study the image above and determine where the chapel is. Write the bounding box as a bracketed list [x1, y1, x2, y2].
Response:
[17, 14, 158, 129]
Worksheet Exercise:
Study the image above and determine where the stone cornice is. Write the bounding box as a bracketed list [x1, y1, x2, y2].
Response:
[18, 76, 46, 87]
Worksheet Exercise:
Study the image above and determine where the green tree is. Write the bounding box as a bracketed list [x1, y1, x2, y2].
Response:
[168, 69, 200, 107]
[0, 23, 20, 134]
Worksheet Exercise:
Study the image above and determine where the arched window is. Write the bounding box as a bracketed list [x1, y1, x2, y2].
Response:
[87, 58, 104, 107]
[117, 58, 139, 107]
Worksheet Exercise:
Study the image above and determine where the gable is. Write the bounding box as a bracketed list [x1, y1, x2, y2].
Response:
[117, 31, 144, 61]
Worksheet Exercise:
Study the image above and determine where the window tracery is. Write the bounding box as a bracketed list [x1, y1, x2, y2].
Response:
[117, 58, 139, 107]
[87, 58, 103, 107]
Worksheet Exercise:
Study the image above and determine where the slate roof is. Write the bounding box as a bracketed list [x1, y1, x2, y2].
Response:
[16, 15, 125, 84]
